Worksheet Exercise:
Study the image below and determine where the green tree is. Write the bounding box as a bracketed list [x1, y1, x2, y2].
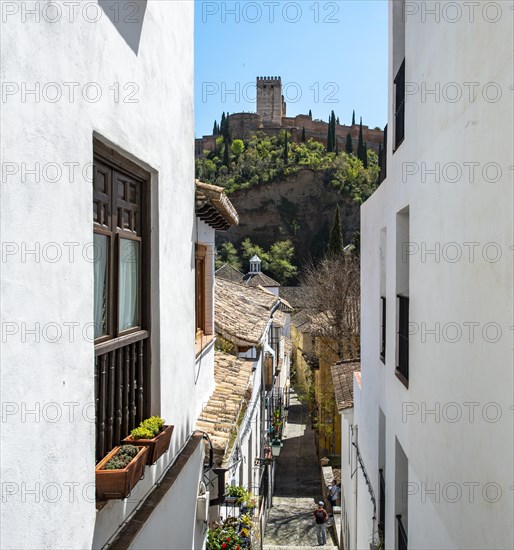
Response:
[363, 142, 368, 169]
[240, 238, 270, 270]
[216, 242, 242, 271]
[336, 116, 340, 125]
[283, 132, 289, 164]
[357, 117, 365, 164]
[268, 240, 298, 284]
[327, 122, 333, 153]
[327, 205, 344, 257]
[231, 139, 245, 158]
[220, 112, 226, 135]
[222, 137, 230, 169]
[212, 120, 218, 135]
[309, 109, 312, 117]
[345, 133, 353, 154]
[352, 110, 355, 125]
[301, 126, 306, 142]
[330, 111, 336, 151]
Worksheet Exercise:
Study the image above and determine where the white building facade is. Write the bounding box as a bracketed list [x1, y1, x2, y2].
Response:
[345, 2, 513, 549]
[0, 2, 214, 549]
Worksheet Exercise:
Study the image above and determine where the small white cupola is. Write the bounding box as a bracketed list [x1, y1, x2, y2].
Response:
[249, 254, 261, 274]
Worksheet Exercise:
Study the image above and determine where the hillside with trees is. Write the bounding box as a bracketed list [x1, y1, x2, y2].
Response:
[196, 127, 381, 282]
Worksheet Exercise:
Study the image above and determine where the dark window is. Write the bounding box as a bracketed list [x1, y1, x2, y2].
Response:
[379, 469, 385, 538]
[93, 141, 151, 462]
[396, 515, 408, 550]
[380, 297, 386, 363]
[394, 59, 405, 150]
[396, 295, 409, 386]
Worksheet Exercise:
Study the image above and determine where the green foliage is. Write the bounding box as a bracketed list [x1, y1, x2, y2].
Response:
[240, 237, 297, 284]
[301, 126, 306, 142]
[207, 523, 243, 550]
[195, 132, 379, 203]
[327, 205, 344, 257]
[357, 117, 365, 164]
[131, 426, 155, 440]
[216, 242, 242, 271]
[231, 139, 245, 158]
[268, 240, 298, 284]
[352, 110, 355, 126]
[225, 485, 249, 501]
[131, 416, 165, 439]
[345, 133, 353, 155]
[103, 444, 139, 470]
[309, 109, 312, 117]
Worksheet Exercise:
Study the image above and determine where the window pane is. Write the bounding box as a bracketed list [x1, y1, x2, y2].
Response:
[119, 239, 140, 331]
[93, 234, 109, 339]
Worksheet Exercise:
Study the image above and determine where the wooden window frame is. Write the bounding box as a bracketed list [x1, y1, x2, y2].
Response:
[93, 140, 152, 463]
[195, 243, 207, 339]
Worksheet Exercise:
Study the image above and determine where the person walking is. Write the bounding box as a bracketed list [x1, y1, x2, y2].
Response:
[327, 479, 340, 515]
[313, 500, 328, 546]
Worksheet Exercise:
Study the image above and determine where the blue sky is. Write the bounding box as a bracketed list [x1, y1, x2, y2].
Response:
[195, 0, 388, 137]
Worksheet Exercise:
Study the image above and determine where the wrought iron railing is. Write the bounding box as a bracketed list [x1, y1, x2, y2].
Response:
[396, 514, 408, 550]
[94, 332, 149, 462]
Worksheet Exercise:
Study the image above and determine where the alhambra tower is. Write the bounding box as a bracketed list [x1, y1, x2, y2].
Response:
[256, 76, 286, 126]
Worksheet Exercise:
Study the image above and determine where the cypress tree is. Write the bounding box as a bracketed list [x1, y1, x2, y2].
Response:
[212, 121, 217, 135]
[336, 116, 340, 125]
[309, 109, 312, 117]
[357, 117, 365, 163]
[283, 132, 289, 164]
[352, 110, 355, 125]
[301, 126, 306, 142]
[327, 123, 333, 152]
[327, 205, 344, 257]
[331, 111, 336, 150]
[378, 143, 382, 168]
[220, 112, 226, 135]
[222, 137, 230, 169]
[335, 138, 339, 155]
[363, 142, 368, 168]
[345, 132, 353, 154]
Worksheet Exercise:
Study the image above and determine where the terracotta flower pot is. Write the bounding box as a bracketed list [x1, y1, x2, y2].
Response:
[122, 425, 174, 465]
[95, 445, 148, 500]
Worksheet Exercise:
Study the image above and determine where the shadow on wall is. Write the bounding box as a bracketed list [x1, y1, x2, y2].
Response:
[98, 0, 148, 55]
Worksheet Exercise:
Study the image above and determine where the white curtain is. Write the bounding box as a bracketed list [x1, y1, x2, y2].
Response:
[119, 239, 139, 331]
[94, 234, 108, 339]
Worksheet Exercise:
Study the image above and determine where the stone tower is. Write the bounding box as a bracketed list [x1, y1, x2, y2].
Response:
[256, 76, 286, 126]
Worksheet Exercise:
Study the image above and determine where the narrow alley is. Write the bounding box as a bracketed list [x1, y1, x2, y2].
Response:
[263, 391, 338, 550]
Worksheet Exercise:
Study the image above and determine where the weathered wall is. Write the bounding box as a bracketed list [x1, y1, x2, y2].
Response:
[222, 169, 360, 265]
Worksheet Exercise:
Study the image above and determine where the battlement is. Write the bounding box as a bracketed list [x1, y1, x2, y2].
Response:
[257, 76, 281, 84]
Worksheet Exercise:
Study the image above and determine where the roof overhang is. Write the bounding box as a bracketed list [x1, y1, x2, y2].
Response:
[195, 180, 239, 230]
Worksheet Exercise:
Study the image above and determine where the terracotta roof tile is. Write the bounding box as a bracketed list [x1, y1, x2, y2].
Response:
[331, 361, 361, 412]
[196, 352, 254, 465]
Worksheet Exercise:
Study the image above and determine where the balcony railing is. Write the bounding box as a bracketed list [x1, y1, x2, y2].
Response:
[396, 515, 408, 550]
[378, 469, 385, 537]
[94, 332, 149, 462]
[394, 59, 405, 150]
[396, 295, 409, 385]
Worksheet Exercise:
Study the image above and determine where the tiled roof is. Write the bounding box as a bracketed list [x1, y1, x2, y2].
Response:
[331, 361, 360, 412]
[196, 180, 239, 230]
[279, 286, 311, 309]
[215, 278, 279, 346]
[243, 272, 280, 288]
[196, 352, 254, 465]
[215, 263, 245, 283]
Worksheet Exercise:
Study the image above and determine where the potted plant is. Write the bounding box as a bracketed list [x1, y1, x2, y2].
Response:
[122, 416, 174, 465]
[95, 444, 148, 500]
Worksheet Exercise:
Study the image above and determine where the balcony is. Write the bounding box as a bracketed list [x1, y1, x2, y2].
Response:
[94, 332, 149, 462]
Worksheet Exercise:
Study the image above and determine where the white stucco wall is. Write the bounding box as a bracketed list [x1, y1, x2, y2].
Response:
[354, 3, 513, 549]
[1, 1, 198, 548]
